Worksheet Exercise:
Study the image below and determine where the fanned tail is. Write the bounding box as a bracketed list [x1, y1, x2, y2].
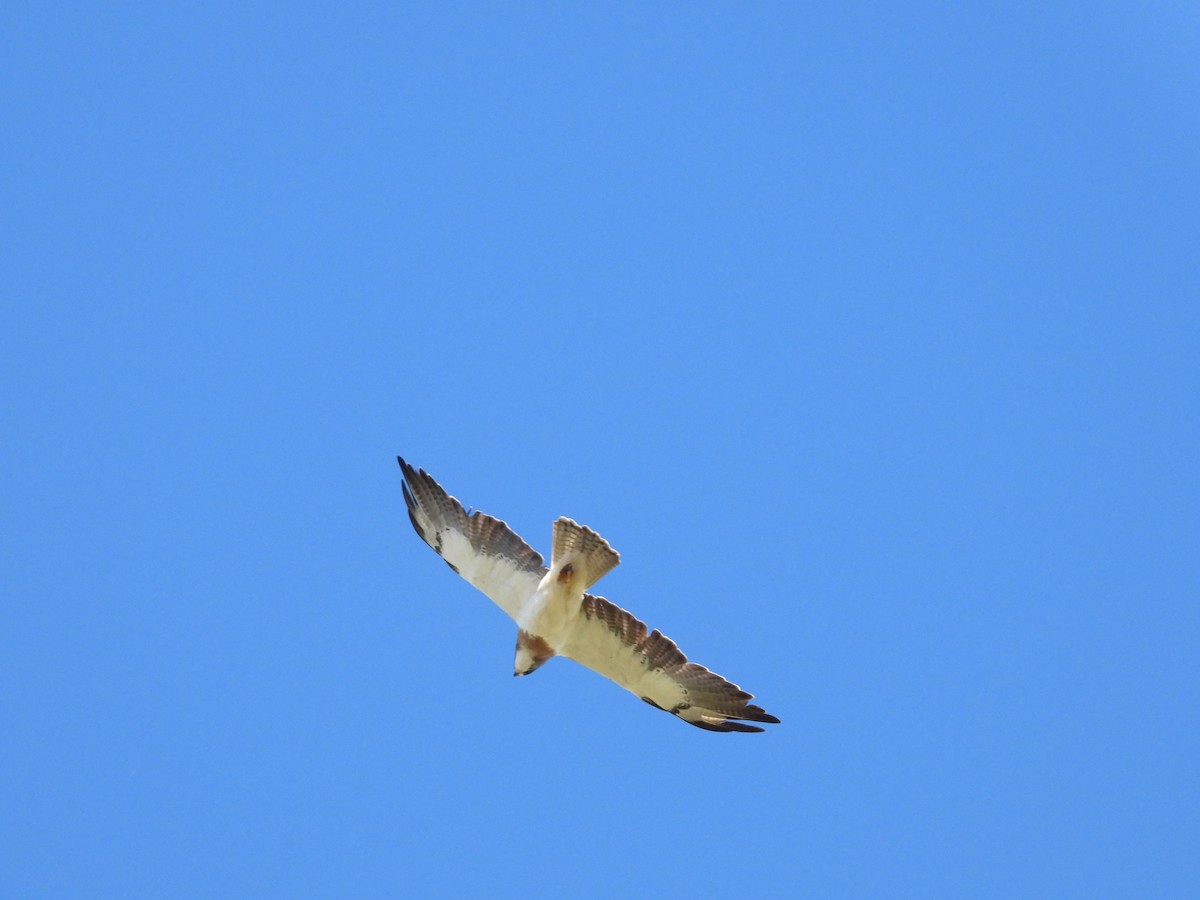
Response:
[550, 517, 620, 591]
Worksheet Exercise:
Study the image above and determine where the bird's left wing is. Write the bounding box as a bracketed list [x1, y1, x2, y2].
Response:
[398, 457, 547, 622]
[560, 594, 780, 733]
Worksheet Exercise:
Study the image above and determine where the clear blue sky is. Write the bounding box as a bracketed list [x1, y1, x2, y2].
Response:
[3, 3, 1197, 897]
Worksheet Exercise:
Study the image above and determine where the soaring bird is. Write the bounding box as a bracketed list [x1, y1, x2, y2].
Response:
[397, 458, 779, 733]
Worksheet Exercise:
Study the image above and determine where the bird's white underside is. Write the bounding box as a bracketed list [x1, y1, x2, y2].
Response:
[434, 527, 695, 711]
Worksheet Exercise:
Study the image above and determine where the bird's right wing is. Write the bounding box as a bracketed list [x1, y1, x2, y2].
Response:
[398, 457, 547, 622]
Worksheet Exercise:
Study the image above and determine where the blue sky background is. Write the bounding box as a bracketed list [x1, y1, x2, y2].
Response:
[3, 3, 1197, 897]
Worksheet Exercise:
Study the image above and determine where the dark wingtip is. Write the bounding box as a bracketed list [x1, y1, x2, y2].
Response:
[397, 457, 426, 540]
[739, 705, 781, 725]
[397, 457, 421, 505]
[688, 718, 767, 734]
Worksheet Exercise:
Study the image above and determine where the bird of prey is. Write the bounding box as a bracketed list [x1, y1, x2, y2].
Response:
[397, 457, 779, 733]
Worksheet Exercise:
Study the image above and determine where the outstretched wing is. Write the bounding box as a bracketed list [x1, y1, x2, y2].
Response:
[398, 457, 547, 621]
[560, 594, 780, 733]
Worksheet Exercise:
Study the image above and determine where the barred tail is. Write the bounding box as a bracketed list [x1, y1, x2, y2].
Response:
[551, 517, 620, 590]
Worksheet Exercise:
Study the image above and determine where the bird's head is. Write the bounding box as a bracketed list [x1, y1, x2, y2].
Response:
[513, 631, 555, 677]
